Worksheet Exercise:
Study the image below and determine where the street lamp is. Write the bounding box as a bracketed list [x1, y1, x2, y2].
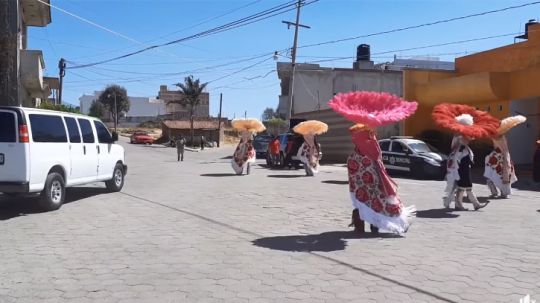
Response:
[107, 92, 117, 132]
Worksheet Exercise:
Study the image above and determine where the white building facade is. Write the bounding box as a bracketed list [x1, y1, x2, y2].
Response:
[79, 92, 166, 121]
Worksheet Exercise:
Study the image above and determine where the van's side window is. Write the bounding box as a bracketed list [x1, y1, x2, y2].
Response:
[64, 117, 81, 143]
[93, 121, 112, 143]
[78, 119, 95, 143]
[0, 112, 16, 142]
[29, 114, 67, 143]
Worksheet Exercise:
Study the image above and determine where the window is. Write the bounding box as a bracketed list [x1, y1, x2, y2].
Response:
[0, 112, 16, 143]
[64, 117, 81, 143]
[390, 142, 408, 153]
[29, 114, 67, 143]
[78, 119, 95, 143]
[379, 141, 390, 151]
[93, 121, 112, 143]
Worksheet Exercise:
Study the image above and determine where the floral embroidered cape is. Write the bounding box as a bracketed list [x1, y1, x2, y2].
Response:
[296, 142, 321, 173]
[231, 139, 256, 174]
[484, 147, 517, 189]
[348, 151, 403, 217]
[347, 149, 414, 234]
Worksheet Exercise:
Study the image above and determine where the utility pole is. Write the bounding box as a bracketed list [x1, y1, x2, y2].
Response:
[244, 110, 247, 119]
[217, 93, 223, 148]
[58, 58, 66, 105]
[283, 0, 310, 124]
[0, 0, 20, 106]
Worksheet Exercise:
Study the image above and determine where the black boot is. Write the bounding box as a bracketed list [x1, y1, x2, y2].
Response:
[370, 224, 379, 234]
[349, 209, 365, 233]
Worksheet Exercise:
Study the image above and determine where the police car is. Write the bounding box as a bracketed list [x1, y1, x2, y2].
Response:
[378, 136, 447, 179]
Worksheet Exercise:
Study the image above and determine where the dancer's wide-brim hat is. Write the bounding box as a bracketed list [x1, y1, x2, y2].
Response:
[292, 120, 328, 135]
[328, 91, 418, 127]
[349, 123, 373, 133]
[432, 103, 499, 139]
[231, 118, 266, 133]
[498, 115, 526, 135]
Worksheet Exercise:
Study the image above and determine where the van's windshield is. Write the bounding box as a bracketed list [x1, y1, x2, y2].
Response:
[0, 112, 16, 142]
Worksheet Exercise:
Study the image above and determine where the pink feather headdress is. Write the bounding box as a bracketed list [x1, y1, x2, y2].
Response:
[328, 91, 418, 127]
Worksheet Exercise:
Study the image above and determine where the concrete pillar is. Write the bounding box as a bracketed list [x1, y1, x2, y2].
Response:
[0, 0, 20, 106]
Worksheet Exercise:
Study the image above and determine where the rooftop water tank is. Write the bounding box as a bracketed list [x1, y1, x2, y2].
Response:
[356, 44, 370, 61]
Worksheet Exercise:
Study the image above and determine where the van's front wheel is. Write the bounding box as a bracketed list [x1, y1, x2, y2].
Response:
[106, 164, 125, 192]
[39, 173, 65, 211]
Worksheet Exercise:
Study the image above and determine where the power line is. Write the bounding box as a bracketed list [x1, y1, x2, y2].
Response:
[298, 1, 540, 49]
[65, 51, 281, 83]
[65, 0, 265, 62]
[33, 0, 191, 61]
[305, 32, 522, 64]
[145, 0, 263, 43]
[66, 0, 317, 69]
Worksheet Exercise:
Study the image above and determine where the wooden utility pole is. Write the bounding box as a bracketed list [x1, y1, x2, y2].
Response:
[0, 0, 20, 106]
[217, 93, 223, 147]
[283, 0, 310, 123]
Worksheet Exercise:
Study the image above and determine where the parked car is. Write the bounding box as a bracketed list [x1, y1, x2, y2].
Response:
[267, 133, 304, 168]
[378, 136, 447, 179]
[0, 106, 127, 211]
[130, 131, 154, 144]
[253, 135, 272, 159]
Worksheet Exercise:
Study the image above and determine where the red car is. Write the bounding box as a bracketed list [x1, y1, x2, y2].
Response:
[130, 131, 154, 144]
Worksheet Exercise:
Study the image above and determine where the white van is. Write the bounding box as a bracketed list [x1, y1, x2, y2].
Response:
[0, 106, 127, 211]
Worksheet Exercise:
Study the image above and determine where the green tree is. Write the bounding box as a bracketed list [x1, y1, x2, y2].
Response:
[88, 100, 105, 118]
[170, 75, 208, 146]
[264, 118, 288, 136]
[261, 107, 278, 121]
[97, 85, 130, 130]
[39, 102, 81, 114]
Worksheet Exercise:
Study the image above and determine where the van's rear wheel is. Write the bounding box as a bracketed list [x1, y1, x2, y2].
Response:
[39, 173, 65, 211]
[106, 164, 125, 192]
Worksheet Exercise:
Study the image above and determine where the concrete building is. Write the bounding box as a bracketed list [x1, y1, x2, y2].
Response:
[79, 91, 166, 123]
[404, 20, 540, 164]
[276, 45, 453, 162]
[157, 85, 210, 119]
[0, 0, 56, 107]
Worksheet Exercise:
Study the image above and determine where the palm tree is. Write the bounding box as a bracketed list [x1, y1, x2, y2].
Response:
[169, 75, 208, 146]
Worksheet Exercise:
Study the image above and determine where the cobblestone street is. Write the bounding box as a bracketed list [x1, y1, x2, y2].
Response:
[1, 140, 539, 303]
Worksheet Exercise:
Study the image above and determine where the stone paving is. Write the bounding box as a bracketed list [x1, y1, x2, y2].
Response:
[1, 139, 539, 303]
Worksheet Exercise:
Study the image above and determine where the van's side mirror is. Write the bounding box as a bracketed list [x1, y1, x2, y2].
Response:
[111, 132, 119, 143]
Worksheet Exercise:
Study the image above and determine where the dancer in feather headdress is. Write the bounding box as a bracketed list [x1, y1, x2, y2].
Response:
[484, 115, 525, 198]
[432, 104, 499, 210]
[292, 120, 328, 176]
[329, 91, 417, 235]
[231, 118, 266, 175]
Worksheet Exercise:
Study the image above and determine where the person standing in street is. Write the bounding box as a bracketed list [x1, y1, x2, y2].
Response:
[200, 136, 205, 150]
[533, 140, 540, 182]
[176, 136, 186, 162]
[269, 136, 281, 166]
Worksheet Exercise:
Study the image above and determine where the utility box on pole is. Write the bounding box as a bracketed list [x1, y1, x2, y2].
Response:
[0, 0, 21, 106]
